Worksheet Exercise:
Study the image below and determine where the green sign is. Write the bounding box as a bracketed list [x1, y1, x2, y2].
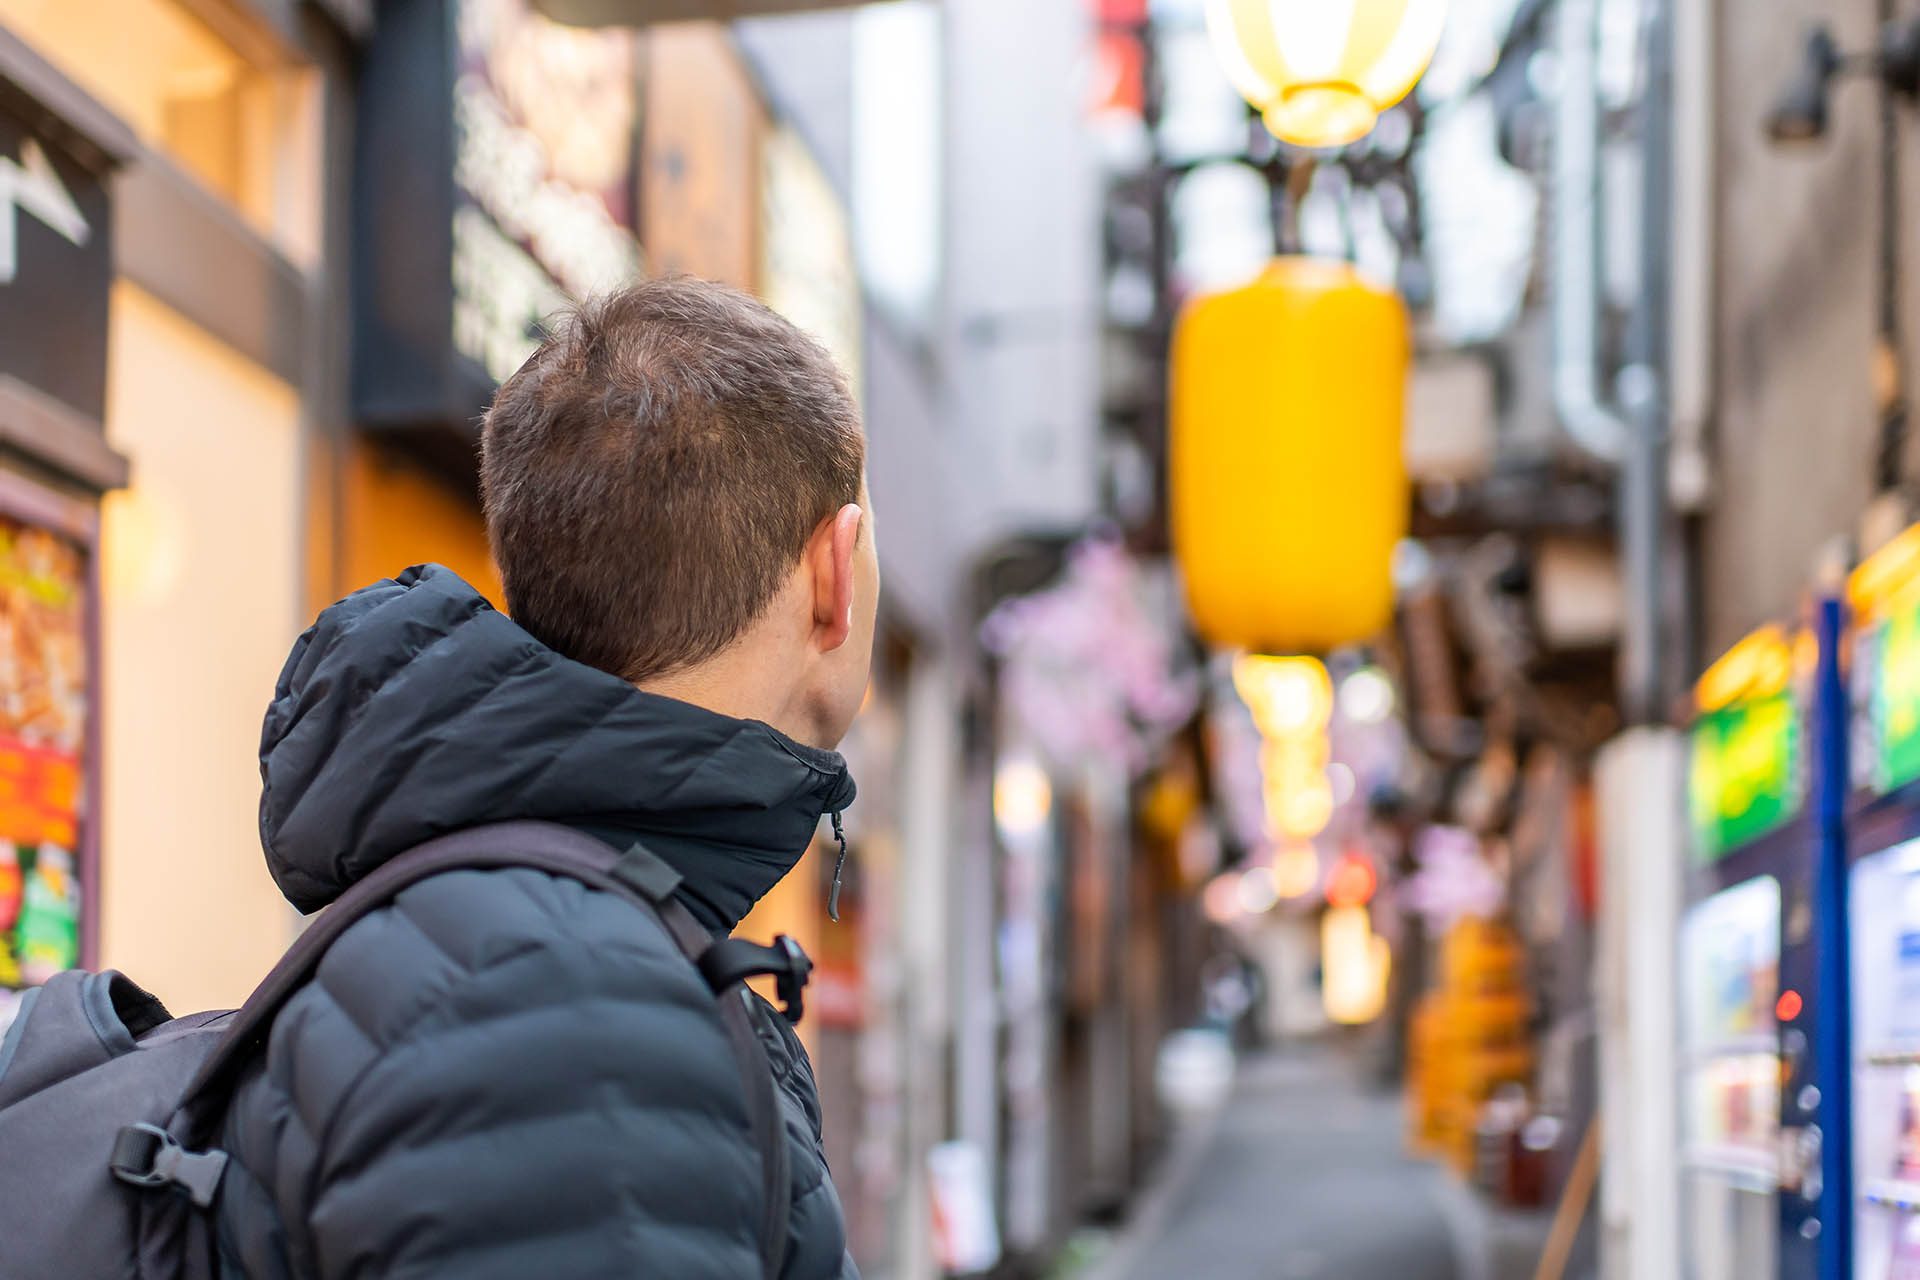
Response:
[1689, 693, 1802, 863]
[1870, 601, 1920, 792]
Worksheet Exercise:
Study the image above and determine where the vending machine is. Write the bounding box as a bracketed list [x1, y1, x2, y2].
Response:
[1844, 526, 1920, 1279]
[1684, 616, 1841, 1280]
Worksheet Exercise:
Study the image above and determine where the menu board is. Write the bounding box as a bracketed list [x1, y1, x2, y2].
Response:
[0, 514, 88, 1000]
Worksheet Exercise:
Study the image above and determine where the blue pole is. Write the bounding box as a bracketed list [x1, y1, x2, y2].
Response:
[1814, 592, 1853, 1280]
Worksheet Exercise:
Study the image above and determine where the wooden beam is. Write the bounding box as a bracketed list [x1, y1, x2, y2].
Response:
[114, 153, 312, 392]
[0, 376, 130, 493]
[0, 24, 137, 174]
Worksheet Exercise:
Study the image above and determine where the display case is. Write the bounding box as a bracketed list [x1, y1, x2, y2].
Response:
[1682, 615, 1838, 1280]
[1847, 526, 1920, 1279]
[1679, 874, 1783, 1280]
[1848, 840, 1920, 1276]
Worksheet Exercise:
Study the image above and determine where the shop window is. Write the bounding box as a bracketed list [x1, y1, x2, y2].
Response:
[0, 0, 320, 268]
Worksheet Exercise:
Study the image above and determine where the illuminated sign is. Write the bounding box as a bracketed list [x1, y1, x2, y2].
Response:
[451, 0, 640, 383]
[1688, 693, 1803, 863]
[0, 49, 130, 431]
[353, 0, 642, 445]
[760, 126, 862, 398]
[1863, 597, 1920, 793]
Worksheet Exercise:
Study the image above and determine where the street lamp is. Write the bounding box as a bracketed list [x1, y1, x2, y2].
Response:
[1766, 20, 1920, 143]
[1204, 0, 1447, 149]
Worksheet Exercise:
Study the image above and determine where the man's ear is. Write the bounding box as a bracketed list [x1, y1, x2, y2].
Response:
[810, 503, 864, 652]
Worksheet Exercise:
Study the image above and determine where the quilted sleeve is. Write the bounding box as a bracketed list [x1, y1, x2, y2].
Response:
[289, 866, 767, 1280]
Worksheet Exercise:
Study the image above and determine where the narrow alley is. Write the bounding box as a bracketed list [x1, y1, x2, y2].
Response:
[1089, 1048, 1483, 1280]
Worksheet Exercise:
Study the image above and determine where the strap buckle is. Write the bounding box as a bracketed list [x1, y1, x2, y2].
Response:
[698, 934, 814, 1024]
[110, 1122, 229, 1208]
[770, 935, 812, 1025]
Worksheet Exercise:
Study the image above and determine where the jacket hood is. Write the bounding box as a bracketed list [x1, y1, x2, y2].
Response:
[259, 564, 856, 931]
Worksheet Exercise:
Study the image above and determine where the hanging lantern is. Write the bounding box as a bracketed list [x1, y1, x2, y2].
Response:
[1322, 903, 1391, 1024]
[1172, 257, 1409, 652]
[1204, 0, 1447, 148]
[1324, 851, 1379, 908]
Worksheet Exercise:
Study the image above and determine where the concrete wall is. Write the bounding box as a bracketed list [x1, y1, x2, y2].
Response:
[942, 0, 1101, 543]
[739, 0, 1103, 641]
[1701, 0, 1884, 656]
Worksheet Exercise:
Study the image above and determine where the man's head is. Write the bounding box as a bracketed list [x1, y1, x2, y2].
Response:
[481, 277, 877, 749]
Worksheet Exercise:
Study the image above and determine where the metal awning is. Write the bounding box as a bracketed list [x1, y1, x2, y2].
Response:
[530, 0, 885, 25]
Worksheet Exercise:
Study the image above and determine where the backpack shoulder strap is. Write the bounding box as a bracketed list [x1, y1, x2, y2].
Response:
[170, 821, 793, 1278]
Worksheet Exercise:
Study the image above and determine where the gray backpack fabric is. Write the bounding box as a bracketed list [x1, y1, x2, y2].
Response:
[0, 821, 805, 1280]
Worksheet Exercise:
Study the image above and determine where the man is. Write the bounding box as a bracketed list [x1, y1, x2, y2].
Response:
[213, 278, 875, 1278]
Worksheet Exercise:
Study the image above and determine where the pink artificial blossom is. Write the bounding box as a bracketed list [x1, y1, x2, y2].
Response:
[982, 537, 1199, 779]
[1400, 824, 1506, 930]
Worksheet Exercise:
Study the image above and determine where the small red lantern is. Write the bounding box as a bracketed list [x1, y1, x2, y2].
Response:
[1325, 853, 1378, 909]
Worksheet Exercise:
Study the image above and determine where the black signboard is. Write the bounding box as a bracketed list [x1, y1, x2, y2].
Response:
[0, 42, 123, 425]
[353, 0, 641, 471]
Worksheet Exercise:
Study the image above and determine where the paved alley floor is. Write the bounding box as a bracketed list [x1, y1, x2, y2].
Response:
[1092, 1046, 1475, 1280]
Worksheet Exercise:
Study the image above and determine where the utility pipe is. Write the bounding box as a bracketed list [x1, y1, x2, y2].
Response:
[1549, 0, 1628, 467]
[1551, 0, 1672, 725]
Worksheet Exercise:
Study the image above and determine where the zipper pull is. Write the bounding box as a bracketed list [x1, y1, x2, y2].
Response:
[827, 810, 849, 923]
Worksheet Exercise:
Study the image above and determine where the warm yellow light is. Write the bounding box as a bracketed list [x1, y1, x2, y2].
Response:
[993, 757, 1053, 839]
[1322, 903, 1392, 1024]
[1269, 773, 1335, 840]
[102, 482, 188, 607]
[1204, 0, 1447, 148]
[1693, 624, 1793, 714]
[1851, 521, 1920, 624]
[1260, 739, 1330, 792]
[1233, 654, 1333, 738]
[1237, 655, 1338, 840]
[1274, 842, 1319, 898]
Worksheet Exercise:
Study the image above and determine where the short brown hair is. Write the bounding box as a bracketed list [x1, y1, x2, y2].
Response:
[480, 277, 864, 682]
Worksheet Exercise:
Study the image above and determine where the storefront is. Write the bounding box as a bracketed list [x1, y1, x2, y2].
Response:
[0, 0, 345, 1014]
[0, 29, 127, 1029]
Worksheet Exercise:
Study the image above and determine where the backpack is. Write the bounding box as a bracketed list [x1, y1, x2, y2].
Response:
[0, 821, 812, 1280]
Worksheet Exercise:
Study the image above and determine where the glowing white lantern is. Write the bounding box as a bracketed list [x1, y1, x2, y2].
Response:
[1322, 904, 1391, 1024]
[1204, 0, 1447, 148]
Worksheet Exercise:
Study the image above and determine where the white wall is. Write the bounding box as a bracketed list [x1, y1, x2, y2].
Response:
[942, 0, 1101, 540]
[739, 0, 1105, 638]
[99, 282, 302, 1013]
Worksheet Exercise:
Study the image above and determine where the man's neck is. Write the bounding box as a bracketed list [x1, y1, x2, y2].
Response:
[637, 649, 817, 747]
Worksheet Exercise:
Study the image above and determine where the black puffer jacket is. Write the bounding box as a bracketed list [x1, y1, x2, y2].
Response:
[213, 565, 858, 1279]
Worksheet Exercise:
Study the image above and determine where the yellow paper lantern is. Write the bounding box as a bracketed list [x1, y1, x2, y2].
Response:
[1205, 0, 1447, 148]
[1172, 257, 1410, 652]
